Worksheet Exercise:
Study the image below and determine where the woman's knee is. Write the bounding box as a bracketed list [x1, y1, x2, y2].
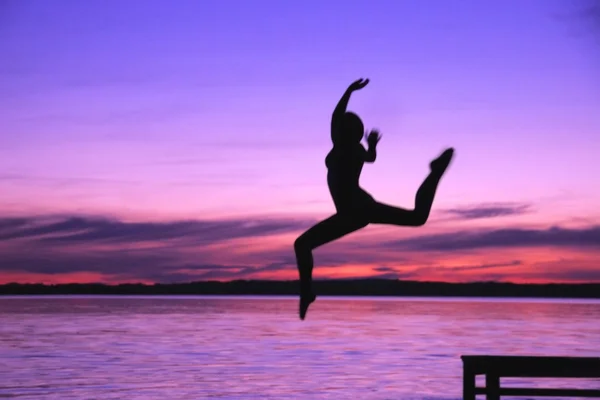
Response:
[294, 234, 309, 252]
[411, 210, 429, 227]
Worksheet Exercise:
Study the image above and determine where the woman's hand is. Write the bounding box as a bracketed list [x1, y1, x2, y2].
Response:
[366, 129, 381, 147]
[348, 78, 370, 92]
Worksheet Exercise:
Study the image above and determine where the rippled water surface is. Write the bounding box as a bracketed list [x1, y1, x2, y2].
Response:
[1, 296, 599, 399]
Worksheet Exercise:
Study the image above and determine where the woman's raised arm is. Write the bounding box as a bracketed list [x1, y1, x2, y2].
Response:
[331, 78, 370, 142]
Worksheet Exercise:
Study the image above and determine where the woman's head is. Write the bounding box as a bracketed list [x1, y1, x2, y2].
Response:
[340, 112, 364, 143]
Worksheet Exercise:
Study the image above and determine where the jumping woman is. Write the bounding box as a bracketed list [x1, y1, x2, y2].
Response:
[294, 78, 455, 320]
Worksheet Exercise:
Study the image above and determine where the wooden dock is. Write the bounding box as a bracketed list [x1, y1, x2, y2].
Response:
[461, 355, 600, 399]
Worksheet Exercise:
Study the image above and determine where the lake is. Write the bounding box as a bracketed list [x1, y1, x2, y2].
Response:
[1, 296, 599, 399]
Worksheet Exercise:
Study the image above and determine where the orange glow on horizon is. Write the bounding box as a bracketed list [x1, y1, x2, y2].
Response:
[1, 225, 598, 285]
[0, 271, 153, 285]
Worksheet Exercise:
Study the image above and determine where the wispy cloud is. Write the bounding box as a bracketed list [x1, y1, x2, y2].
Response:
[385, 226, 600, 252]
[1, 213, 599, 283]
[368, 261, 523, 280]
[0, 215, 314, 244]
[441, 260, 523, 272]
[535, 268, 600, 281]
[441, 203, 532, 220]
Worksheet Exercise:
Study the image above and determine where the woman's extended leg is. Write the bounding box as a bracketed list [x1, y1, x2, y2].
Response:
[294, 214, 368, 319]
[369, 148, 454, 226]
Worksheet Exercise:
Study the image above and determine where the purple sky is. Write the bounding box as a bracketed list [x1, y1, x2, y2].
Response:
[1, 0, 599, 284]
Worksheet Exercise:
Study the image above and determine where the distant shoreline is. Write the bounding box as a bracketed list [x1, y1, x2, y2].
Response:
[1, 279, 599, 298]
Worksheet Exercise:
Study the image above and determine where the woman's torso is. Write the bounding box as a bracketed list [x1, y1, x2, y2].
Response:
[325, 144, 373, 211]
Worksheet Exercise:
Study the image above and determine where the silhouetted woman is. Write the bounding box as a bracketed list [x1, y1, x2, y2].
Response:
[294, 78, 454, 320]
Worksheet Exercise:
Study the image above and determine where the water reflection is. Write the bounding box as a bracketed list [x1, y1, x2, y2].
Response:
[1, 296, 599, 399]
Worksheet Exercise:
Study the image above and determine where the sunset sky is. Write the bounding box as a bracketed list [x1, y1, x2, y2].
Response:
[1, 0, 599, 284]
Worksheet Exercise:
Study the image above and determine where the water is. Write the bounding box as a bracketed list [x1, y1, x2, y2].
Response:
[0, 296, 599, 399]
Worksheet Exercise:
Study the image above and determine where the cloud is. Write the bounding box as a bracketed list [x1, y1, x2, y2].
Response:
[0, 250, 172, 276]
[0, 217, 29, 231]
[1, 213, 600, 283]
[0, 214, 308, 282]
[0, 249, 263, 283]
[167, 262, 294, 281]
[443, 260, 522, 272]
[538, 268, 600, 281]
[369, 267, 416, 280]
[128, 264, 253, 283]
[368, 261, 522, 280]
[385, 225, 600, 252]
[369, 272, 414, 280]
[0, 215, 313, 244]
[373, 266, 396, 273]
[441, 203, 532, 220]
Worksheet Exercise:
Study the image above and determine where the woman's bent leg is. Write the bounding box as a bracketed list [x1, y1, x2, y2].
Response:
[294, 214, 367, 319]
[369, 148, 454, 226]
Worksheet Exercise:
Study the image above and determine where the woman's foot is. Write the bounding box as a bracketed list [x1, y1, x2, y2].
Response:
[430, 148, 455, 176]
[299, 290, 316, 320]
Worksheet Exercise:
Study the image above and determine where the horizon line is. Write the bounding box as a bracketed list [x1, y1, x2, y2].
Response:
[3, 279, 600, 286]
